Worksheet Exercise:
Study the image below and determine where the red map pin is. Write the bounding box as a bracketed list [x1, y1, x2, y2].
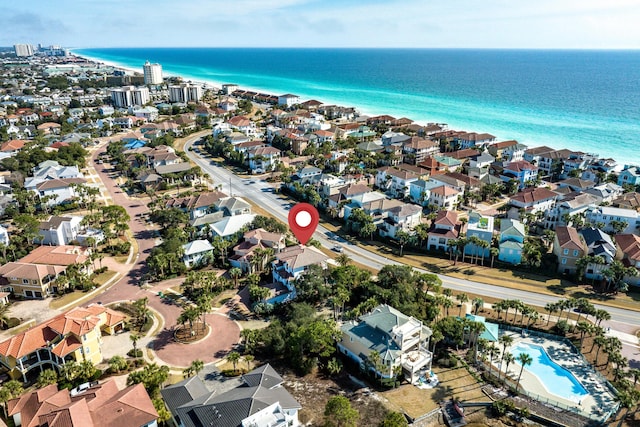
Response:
[288, 203, 319, 245]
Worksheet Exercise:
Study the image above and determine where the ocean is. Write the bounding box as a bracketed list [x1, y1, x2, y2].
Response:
[74, 48, 640, 165]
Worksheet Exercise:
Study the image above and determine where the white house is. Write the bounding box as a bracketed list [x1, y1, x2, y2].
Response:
[429, 185, 460, 211]
[375, 167, 420, 199]
[37, 216, 83, 246]
[0, 225, 8, 246]
[585, 206, 639, 234]
[278, 94, 301, 108]
[379, 203, 422, 239]
[182, 240, 214, 268]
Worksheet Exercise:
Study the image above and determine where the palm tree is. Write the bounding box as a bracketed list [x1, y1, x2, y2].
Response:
[544, 302, 557, 326]
[335, 253, 351, 266]
[442, 298, 454, 317]
[190, 359, 204, 378]
[243, 354, 254, 372]
[472, 297, 484, 314]
[229, 267, 242, 288]
[456, 293, 469, 316]
[227, 351, 241, 372]
[515, 353, 533, 392]
[486, 343, 498, 377]
[489, 247, 499, 268]
[129, 333, 140, 357]
[395, 230, 410, 256]
[575, 321, 591, 350]
[498, 334, 513, 359]
[502, 352, 515, 383]
[593, 335, 607, 364]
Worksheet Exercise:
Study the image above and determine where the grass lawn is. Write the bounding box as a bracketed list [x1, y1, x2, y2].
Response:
[382, 366, 489, 419]
[93, 270, 118, 286]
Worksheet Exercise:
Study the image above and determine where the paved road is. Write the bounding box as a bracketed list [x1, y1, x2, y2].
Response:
[184, 139, 640, 330]
[86, 135, 240, 367]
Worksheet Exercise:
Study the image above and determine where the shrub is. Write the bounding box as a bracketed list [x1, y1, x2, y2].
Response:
[6, 318, 21, 329]
[554, 320, 570, 336]
[127, 349, 143, 358]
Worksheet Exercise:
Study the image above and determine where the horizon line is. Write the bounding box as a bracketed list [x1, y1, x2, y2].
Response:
[69, 46, 640, 51]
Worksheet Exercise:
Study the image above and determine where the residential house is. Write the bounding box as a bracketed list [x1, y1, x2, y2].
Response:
[614, 234, 640, 286]
[0, 262, 66, 299]
[544, 192, 600, 228]
[0, 224, 8, 246]
[338, 304, 433, 384]
[318, 174, 348, 199]
[580, 227, 617, 281]
[409, 179, 442, 207]
[617, 165, 640, 187]
[32, 177, 87, 206]
[182, 240, 214, 268]
[429, 185, 460, 211]
[214, 196, 252, 216]
[402, 138, 439, 164]
[418, 157, 447, 176]
[229, 228, 286, 273]
[500, 160, 538, 190]
[558, 178, 596, 192]
[209, 214, 257, 239]
[464, 212, 494, 259]
[375, 167, 420, 198]
[161, 364, 300, 427]
[228, 115, 258, 138]
[508, 187, 558, 218]
[553, 226, 586, 275]
[20, 245, 93, 276]
[0, 304, 125, 381]
[427, 210, 461, 251]
[278, 94, 300, 107]
[247, 146, 281, 173]
[165, 191, 228, 220]
[342, 191, 387, 220]
[0, 139, 25, 156]
[327, 183, 371, 214]
[585, 183, 624, 204]
[432, 154, 462, 171]
[488, 140, 526, 162]
[271, 245, 328, 298]
[498, 219, 526, 265]
[453, 132, 496, 149]
[613, 192, 640, 210]
[295, 165, 323, 185]
[585, 206, 639, 234]
[37, 215, 83, 246]
[379, 203, 422, 239]
[7, 380, 156, 427]
[469, 152, 495, 169]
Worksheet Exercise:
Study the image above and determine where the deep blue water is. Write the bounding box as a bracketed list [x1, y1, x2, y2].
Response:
[74, 48, 640, 164]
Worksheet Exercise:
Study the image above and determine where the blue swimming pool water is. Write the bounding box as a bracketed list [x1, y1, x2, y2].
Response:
[510, 342, 588, 403]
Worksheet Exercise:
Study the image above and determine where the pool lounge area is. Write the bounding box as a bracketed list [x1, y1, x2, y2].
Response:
[497, 330, 618, 422]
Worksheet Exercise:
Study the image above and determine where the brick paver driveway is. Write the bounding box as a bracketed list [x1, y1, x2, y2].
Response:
[87, 136, 240, 367]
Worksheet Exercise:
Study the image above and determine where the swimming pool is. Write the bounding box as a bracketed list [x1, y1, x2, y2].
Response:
[510, 342, 588, 403]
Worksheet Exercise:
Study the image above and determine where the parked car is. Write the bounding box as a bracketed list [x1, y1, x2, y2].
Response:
[332, 245, 344, 253]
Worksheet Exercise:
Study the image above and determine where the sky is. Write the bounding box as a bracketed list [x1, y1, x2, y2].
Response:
[2, 0, 640, 49]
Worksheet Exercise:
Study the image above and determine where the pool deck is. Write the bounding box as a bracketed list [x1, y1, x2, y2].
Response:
[495, 331, 617, 421]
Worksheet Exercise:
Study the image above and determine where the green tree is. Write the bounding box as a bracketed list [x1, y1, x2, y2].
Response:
[229, 267, 242, 288]
[379, 411, 408, 427]
[152, 398, 172, 425]
[109, 355, 129, 373]
[129, 333, 140, 357]
[127, 363, 170, 398]
[324, 395, 359, 427]
[515, 353, 533, 391]
[36, 369, 59, 387]
[395, 230, 411, 256]
[227, 351, 241, 372]
[243, 354, 254, 372]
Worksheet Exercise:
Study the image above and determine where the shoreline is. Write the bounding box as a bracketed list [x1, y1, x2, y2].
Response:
[71, 49, 432, 124]
[69, 49, 632, 165]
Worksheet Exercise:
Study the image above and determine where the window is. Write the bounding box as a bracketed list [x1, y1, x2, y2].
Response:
[573, 250, 579, 256]
[563, 249, 569, 255]
[85, 347, 90, 354]
[22, 279, 28, 284]
[83, 334, 87, 341]
[561, 258, 567, 264]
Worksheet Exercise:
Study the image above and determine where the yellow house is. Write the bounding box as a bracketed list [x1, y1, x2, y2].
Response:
[0, 304, 125, 382]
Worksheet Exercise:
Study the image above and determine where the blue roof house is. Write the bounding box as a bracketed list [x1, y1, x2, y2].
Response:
[498, 219, 526, 265]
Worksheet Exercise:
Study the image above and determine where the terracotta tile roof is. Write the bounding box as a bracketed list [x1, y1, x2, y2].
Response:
[509, 187, 557, 204]
[555, 226, 584, 251]
[275, 245, 328, 270]
[338, 183, 371, 197]
[434, 210, 459, 227]
[7, 380, 157, 427]
[615, 234, 640, 262]
[449, 148, 479, 159]
[19, 245, 89, 267]
[0, 304, 124, 359]
[489, 140, 519, 150]
[431, 185, 460, 197]
[50, 335, 82, 357]
[0, 139, 25, 152]
[0, 262, 66, 281]
[37, 122, 61, 130]
[505, 160, 536, 172]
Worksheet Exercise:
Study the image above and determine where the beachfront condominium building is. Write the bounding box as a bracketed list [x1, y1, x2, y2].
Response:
[143, 60, 163, 85]
[110, 86, 150, 108]
[169, 84, 202, 103]
[14, 44, 34, 57]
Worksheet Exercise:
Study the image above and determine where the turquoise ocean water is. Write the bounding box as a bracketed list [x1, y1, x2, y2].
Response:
[74, 48, 640, 164]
